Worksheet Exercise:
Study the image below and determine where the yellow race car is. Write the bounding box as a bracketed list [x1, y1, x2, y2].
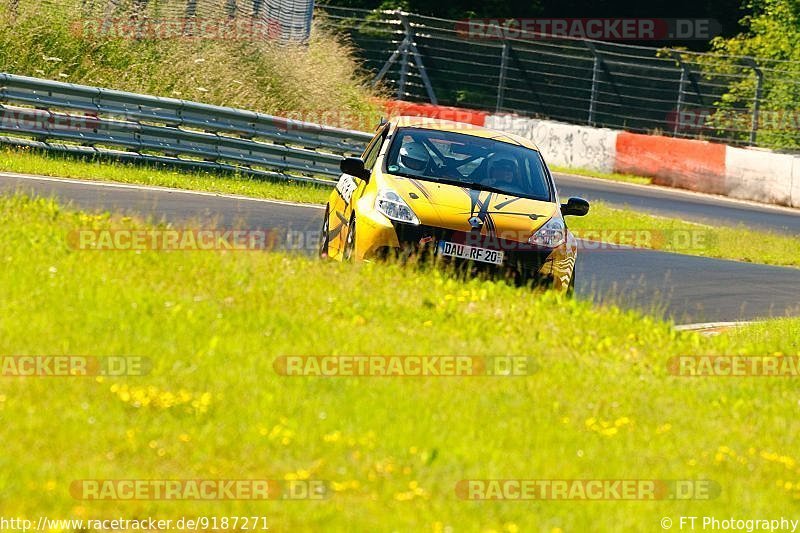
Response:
[319, 116, 590, 291]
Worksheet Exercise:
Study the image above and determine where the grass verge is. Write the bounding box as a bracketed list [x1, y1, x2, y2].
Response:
[0, 146, 333, 204]
[0, 193, 799, 531]
[550, 165, 653, 185]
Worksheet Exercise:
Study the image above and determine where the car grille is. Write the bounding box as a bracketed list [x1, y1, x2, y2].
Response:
[389, 221, 554, 278]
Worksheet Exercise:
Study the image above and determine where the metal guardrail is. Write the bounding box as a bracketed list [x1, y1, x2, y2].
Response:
[0, 73, 373, 185]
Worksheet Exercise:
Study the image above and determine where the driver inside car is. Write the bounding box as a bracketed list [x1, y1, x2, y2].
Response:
[397, 140, 430, 176]
[484, 153, 519, 190]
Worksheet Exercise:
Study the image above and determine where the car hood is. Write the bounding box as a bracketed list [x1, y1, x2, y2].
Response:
[380, 173, 558, 242]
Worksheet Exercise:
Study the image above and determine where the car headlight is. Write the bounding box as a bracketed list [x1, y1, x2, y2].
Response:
[528, 217, 566, 248]
[375, 188, 420, 225]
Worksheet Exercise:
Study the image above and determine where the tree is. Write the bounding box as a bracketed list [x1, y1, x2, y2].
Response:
[706, 0, 800, 148]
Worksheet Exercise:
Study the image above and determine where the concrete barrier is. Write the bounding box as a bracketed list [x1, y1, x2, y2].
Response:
[725, 147, 796, 206]
[485, 116, 617, 173]
[615, 132, 727, 195]
[793, 156, 800, 208]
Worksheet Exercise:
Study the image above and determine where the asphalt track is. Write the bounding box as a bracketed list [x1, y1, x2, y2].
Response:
[554, 172, 800, 234]
[2, 170, 799, 324]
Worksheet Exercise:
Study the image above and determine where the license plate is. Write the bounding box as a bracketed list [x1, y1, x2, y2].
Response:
[437, 241, 504, 265]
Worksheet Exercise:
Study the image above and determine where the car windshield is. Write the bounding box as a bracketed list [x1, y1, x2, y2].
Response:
[385, 127, 552, 201]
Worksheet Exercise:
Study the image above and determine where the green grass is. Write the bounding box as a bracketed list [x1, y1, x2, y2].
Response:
[550, 165, 653, 185]
[0, 193, 799, 531]
[0, 2, 382, 130]
[0, 146, 333, 204]
[3, 145, 799, 269]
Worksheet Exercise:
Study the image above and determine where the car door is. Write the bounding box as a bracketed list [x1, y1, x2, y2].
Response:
[329, 124, 389, 254]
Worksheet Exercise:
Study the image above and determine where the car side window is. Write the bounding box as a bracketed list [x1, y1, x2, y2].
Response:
[362, 127, 388, 171]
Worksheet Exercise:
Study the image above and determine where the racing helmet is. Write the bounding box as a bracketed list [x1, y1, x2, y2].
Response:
[487, 153, 519, 182]
[398, 141, 429, 172]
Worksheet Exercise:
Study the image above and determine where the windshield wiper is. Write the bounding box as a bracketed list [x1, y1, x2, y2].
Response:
[459, 182, 513, 196]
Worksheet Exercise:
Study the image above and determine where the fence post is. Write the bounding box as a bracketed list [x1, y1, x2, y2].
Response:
[224, 0, 237, 19]
[495, 41, 509, 113]
[397, 13, 411, 100]
[400, 14, 438, 104]
[588, 56, 600, 126]
[674, 69, 686, 135]
[744, 57, 763, 145]
[584, 42, 601, 126]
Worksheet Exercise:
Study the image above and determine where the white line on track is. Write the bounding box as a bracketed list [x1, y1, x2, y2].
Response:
[674, 321, 755, 334]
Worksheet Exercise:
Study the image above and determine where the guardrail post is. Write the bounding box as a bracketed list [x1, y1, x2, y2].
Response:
[744, 57, 763, 146]
[495, 41, 509, 113]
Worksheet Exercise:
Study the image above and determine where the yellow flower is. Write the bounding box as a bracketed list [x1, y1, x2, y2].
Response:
[614, 417, 631, 427]
[323, 431, 342, 443]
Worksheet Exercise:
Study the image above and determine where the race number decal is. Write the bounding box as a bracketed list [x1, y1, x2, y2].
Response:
[335, 174, 358, 204]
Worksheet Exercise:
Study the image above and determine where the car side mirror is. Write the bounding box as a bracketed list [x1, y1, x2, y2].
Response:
[561, 197, 590, 216]
[340, 157, 371, 181]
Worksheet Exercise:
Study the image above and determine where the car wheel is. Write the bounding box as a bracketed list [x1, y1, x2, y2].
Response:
[319, 206, 330, 259]
[342, 215, 356, 261]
